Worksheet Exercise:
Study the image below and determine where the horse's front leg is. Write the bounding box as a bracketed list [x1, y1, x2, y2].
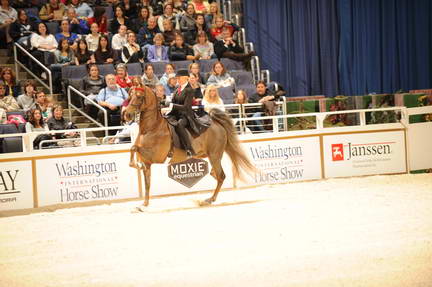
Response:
[142, 163, 152, 207]
[129, 145, 138, 169]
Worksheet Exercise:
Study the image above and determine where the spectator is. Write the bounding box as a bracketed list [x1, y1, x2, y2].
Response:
[205, 2, 222, 27]
[188, 72, 203, 103]
[66, 7, 89, 35]
[190, 0, 209, 14]
[180, 3, 196, 33]
[0, 0, 17, 47]
[109, 5, 130, 35]
[159, 63, 176, 88]
[111, 24, 128, 50]
[210, 15, 239, 41]
[109, 110, 138, 144]
[164, 74, 177, 98]
[188, 62, 206, 85]
[34, 91, 53, 121]
[202, 85, 224, 112]
[120, 0, 138, 20]
[17, 80, 37, 111]
[96, 74, 128, 133]
[87, 7, 107, 34]
[141, 63, 159, 89]
[67, 0, 93, 20]
[121, 31, 144, 63]
[47, 104, 78, 142]
[206, 61, 235, 88]
[137, 15, 160, 47]
[39, 0, 66, 22]
[249, 81, 282, 132]
[132, 6, 150, 34]
[184, 13, 211, 45]
[193, 30, 214, 59]
[55, 19, 79, 49]
[214, 27, 254, 69]
[75, 38, 95, 65]
[94, 34, 115, 64]
[0, 81, 19, 121]
[161, 18, 177, 46]
[155, 83, 169, 107]
[1, 68, 20, 98]
[137, 0, 155, 16]
[147, 33, 169, 62]
[30, 22, 58, 79]
[26, 108, 49, 133]
[85, 22, 100, 52]
[151, 0, 164, 17]
[169, 33, 197, 61]
[157, 3, 179, 32]
[52, 38, 76, 93]
[234, 89, 248, 104]
[9, 9, 36, 47]
[81, 64, 105, 118]
[13, 0, 43, 9]
[115, 64, 133, 89]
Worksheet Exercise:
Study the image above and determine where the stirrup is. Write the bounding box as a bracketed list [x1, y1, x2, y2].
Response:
[186, 150, 195, 159]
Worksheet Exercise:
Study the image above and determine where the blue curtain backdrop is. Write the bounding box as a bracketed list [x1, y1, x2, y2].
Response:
[244, 0, 432, 97]
[244, 0, 340, 97]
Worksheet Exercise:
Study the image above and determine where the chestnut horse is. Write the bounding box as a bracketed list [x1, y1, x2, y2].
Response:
[125, 86, 255, 208]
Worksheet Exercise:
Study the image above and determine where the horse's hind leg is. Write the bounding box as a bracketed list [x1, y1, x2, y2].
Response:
[204, 154, 225, 204]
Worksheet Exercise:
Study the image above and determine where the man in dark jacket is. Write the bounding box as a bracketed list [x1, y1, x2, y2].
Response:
[214, 27, 255, 69]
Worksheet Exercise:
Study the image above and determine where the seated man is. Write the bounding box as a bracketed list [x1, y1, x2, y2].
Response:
[96, 74, 128, 134]
[111, 24, 128, 51]
[248, 81, 281, 132]
[214, 27, 255, 70]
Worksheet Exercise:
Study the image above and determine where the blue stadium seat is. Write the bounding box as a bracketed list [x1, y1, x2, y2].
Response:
[62, 65, 88, 79]
[231, 71, 254, 86]
[97, 64, 115, 76]
[126, 62, 143, 76]
[151, 62, 169, 75]
[46, 22, 59, 35]
[218, 86, 235, 104]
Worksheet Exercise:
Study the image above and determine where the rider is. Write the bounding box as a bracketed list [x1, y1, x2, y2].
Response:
[166, 69, 210, 158]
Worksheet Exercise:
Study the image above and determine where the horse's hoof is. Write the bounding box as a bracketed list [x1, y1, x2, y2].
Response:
[134, 205, 147, 212]
[198, 198, 213, 207]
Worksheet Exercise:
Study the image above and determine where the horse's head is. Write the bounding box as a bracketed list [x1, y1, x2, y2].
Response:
[126, 86, 158, 116]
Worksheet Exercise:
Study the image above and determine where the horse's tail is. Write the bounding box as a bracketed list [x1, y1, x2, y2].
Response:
[209, 108, 256, 181]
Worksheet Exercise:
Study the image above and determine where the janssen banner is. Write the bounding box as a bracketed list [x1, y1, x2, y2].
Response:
[238, 136, 322, 186]
[0, 161, 33, 211]
[323, 130, 407, 178]
[36, 153, 140, 207]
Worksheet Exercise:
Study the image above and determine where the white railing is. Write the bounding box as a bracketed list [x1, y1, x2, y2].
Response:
[223, 0, 232, 21]
[14, 43, 53, 95]
[261, 70, 270, 85]
[67, 85, 109, 136]
[250, 55, 260, 84]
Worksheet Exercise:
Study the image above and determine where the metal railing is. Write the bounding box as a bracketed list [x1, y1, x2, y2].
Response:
[261, 70, 270, 85]
[250, 55, 261, 84]
[223, 0, 232, 21]
[39, 136, 100, 149]
[14, 43, 53, 95]
[67, 85, 108, 137]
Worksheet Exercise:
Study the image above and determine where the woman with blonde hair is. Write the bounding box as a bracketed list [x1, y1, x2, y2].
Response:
[202, 85, 225, 112]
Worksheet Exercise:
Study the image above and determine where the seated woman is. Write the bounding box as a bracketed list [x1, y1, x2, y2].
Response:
[192, 30, 215, 60]
[109, 5, 130, 34]
[184, 13, 211, 45]
[180, 3, 196, 34]
[169, 33, 197, 61]
[30, 22, 58, 79]
[121, 31, 144, 64]
[141, 63, 159, 89]
[94, 35, 115, 64]
[131, 6, 150, 34]
[115, 64, 133, 89]
[52, 38, 76, 93]
[206, 61, 235, 88]
[87, 7, 107, 34]
[55, 20, 79, 50]
[17, 80, 37, 112]
[159, 63, 176, 87]
[85, 22, 100, 52]
[188, 62, 206, 85]
[25, 108, 50, 149]
[205, 2, 222, 27]
[81, 64, 105, 118]
[0, 82, 19, 122]
[47, 104, 78, 145]
[1, 68, 21, 98]
[147, 33, 169, 62]
[161, 18, 177, 46]
[188, 73, 203, 104]
[9, 9, 36, 48]
[202, 85, 225, 112]
[74, 39, 95, 65]
[157, 3, 179, 32]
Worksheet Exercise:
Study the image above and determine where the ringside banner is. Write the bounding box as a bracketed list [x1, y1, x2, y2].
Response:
[323, 131, 406, 177]
[0, 161, 33, 211]
[238, 136, 322, 186]
[36, 153, 140, 207]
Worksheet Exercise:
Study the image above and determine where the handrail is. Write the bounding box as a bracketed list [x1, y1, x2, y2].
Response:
[14, 43, 53, 95]
[261, 70, 270, 85]
[232, 14, 240, 26]
[39, 136, 100, 149]
[67, 85, 109, 137]
[250, 55, 260, 84]
[223, 0, 232, 21]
